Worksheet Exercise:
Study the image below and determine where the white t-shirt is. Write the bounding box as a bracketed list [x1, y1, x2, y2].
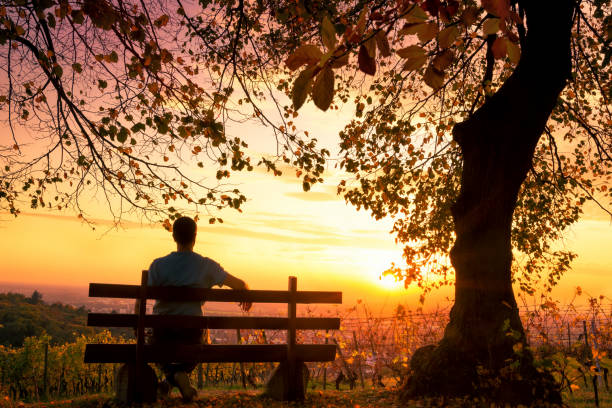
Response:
[148, 251, 227, 316]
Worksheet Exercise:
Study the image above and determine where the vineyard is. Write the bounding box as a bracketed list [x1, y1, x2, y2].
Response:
[1, 295, 611, 404]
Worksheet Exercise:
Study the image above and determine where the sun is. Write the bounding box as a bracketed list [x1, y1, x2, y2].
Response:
[377, 272, 404, 291]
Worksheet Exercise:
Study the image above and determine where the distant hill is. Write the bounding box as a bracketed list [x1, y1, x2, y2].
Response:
[0, 291, 131, 347]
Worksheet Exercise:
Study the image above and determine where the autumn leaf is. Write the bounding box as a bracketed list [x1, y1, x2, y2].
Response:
[285, 45, 323, 71]
[404, 5, 428, 23]
[483, 18, 500, 36]
[331, 48, 350, 68]
[461, 7, 480, 26]
[507, 40, 521, 64]
[312, 66, 334, 111]
[358, 44, 376, 75]
[397, 45, 425, 59]
[364, 34, 376, 59]
[438, 26, 459, 49]
[356, 5, 368, 35]
[491, 37, 507, 59]
[321, 16, 337, 50]
[416, 23, 438, 44]
[291, 66, 315, 110]
[424, 65, 444, 91]
[403, 55, 427, 71]
[482, 0, 511, 19]
[375, 31, 391, 57]
[432, 49, 454, 71]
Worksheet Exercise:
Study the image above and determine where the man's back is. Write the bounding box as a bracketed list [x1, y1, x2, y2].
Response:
[148, 251, 227, 316]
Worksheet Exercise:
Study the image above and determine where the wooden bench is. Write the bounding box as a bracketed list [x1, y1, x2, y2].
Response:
[84, 271, 342, 402]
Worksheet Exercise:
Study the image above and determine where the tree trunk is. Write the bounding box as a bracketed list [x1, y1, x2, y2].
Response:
[403, 1, 576, 404]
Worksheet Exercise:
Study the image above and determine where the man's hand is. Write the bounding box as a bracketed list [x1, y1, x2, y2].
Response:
[223, 273, 252, 312]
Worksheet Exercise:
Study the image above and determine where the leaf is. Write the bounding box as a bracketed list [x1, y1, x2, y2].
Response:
[507, 40, 521, 64]
[356, 6, 368, 35]
[364, 34, 376, 58]
[404, 5, 428, 23]
[285, 45, 323, 71]
[438, 26, 459, 49]
[15, 25, 25, 36]
[312, 66, 334, 111]
[291, 67, 315, 110]
[483, 18, 500, 36]
[358, 44, 376, 75]
[460, 7, 480, 26]
[117, 127, 129, 143]
[331, 50, 349, 68]
[417, 22, 439, 43]
[154, 14, 169, 28]
[432, 49, 454, 71]
[321, 16, 337, 50]
[375, 31, 391, 57]
[491, 37, 507, 59]
[53, 65, 63, 78]
[402, 55, 427, 71]
[424, 65, 444, 91]
[397, 45, 425, 59]
[108, 50, 118, 63]
[71, 63, 82, 73]
[482, 0, 510, 19]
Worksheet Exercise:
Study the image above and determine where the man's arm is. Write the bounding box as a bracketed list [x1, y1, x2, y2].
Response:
[222, 272, 252, 312]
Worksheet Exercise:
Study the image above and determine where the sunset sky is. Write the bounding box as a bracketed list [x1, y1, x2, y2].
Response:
[1, 100, 610, 312]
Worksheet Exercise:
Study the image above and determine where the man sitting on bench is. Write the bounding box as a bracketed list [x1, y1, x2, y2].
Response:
[147, 216, 252, 402]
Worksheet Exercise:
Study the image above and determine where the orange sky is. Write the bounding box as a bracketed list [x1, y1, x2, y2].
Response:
[0, 159, 610, 312]
[1, 90, 611, 313]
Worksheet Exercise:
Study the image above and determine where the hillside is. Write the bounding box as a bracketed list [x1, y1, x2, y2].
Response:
[0, 291, 130, 347]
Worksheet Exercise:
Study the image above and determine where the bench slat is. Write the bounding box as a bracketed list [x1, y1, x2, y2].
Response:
[88, 284, 341, 304]
[87, 314, 340, 330]
[84, 344, 336, 363]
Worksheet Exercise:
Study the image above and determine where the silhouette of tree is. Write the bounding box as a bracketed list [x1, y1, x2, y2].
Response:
[28, 290, 43, 304]
[1, 0, 610, 403]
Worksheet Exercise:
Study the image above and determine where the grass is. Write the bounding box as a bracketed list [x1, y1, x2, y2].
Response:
[0, 384, 610, 408]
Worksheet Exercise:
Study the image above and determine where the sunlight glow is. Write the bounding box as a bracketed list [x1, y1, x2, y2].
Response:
[377, 273, 404, 291]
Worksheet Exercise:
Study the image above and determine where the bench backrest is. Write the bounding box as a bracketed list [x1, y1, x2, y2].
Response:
[87, 271, 342, 370]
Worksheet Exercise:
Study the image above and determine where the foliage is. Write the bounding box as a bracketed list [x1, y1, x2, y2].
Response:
[0, 1, 610, 291]
[0, 292, 130, 347]
[277, 0, 611, 294]
[0, 0, 327, 227]
[1, 292, 610, 404]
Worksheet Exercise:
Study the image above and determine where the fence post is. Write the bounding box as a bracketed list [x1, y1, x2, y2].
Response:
[591, 319, 603, 387]
[133, 270, 149, 402]
[352, 331, 365, 388]
[236, 329, 247, 389]
[323, 330, 328, 390]
[43, 342, 48, 400]
[197, 364, 203, 389]
[286, 276, 298, 400]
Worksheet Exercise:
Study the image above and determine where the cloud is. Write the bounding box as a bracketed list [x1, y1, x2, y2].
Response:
[284, 191, 339, 202]
[1, 211, 156, 230]
[204, 211, 396, 250]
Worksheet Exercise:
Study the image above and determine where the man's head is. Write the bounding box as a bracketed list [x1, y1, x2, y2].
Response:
[172, 216, 197, 247]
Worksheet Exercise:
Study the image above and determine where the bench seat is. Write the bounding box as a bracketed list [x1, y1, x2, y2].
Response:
[84, 343, 337, 363]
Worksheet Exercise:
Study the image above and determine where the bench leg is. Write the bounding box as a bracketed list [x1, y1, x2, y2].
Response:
[115, 364, 158, 403]
[264, 361, 309, 401]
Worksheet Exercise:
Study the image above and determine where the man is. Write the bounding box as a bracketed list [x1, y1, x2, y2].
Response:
[147, 216, 251, 402]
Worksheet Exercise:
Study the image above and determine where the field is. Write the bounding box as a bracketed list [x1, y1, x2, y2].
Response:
[1, 295, 610, 407]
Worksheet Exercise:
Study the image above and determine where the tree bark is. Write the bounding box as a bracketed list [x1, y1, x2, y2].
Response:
[403, 1, 577, 404]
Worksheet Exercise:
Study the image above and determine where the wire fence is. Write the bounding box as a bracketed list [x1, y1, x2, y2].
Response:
[1, 299, 611, 402]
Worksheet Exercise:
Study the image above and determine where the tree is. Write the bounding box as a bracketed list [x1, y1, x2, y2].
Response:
[1, 0, 611, 404]
[0, 0, 327, 226]
[27, 290, 43, 304]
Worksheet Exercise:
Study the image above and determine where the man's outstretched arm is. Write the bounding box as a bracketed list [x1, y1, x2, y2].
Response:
[222, 272, 252, 312]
